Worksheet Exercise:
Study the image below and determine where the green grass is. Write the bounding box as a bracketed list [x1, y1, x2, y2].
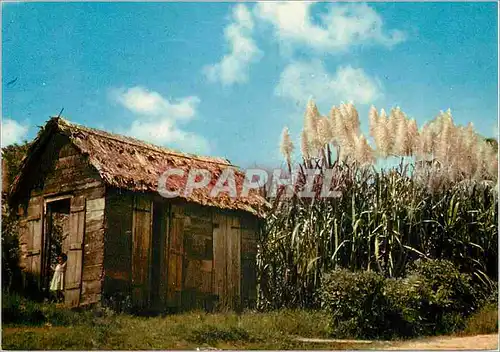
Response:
[2, 294, 497, 350]
[2, 308, 343, 350]
[462, 303, 499, 336]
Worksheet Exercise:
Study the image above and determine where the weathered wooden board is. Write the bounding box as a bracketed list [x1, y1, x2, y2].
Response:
[79, 293, 101, 306]
[166, 204, 184, 307]
[227, 215, 241, 311]
[28, 136, 102, 198]
[212, 212, 226, 309]
[81, 279, 102, 296]
[103, 189, 133, 296]
[65, 195, 86, 307]
[26, 196, 43, 289]
[79, 187, 106, 306]
[82, 264, 104, 282]
[158, 203, 170, 307]
[131, 194, 152, 308]
[18, 219, 29, 270]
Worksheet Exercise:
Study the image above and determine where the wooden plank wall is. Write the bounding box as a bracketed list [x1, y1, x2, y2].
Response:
[18, 135, 106, 306]
[103, 188, 133, 304]
[212, 211, 244, 311]
[240, 213, 259, 309]
[166, 204, 184, 308]
[80, 187, 106, 306]
[131, 194, 152, 309]
[30, 135, 103, 198]
[181, 203, 214, 310]
[18, 196, 44, 289]
[157, 203, 170, 308]
[65, 195, 86, 307]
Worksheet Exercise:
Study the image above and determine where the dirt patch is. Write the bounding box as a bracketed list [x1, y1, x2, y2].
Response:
[381, 334, 498, 350]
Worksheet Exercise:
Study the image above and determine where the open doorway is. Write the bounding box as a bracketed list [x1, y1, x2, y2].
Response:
[42, 198, 71, 294]
[150, 201, 164, 309]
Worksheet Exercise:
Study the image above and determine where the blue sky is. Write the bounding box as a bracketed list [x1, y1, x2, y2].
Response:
[2, 1, 498, 168]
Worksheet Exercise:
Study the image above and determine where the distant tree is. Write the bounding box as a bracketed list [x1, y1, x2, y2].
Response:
[2, 141, 31, 192]
[2, 141, 31, 292]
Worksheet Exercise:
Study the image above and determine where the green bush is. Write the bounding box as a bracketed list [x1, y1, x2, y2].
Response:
[383, 275, 430, 337]
[320, 260, 491, 340]
[407, 259, 480, 334]
[320, 269, 393, 339]
[1, 291, 95, 326]
[2, 291, 45, 325]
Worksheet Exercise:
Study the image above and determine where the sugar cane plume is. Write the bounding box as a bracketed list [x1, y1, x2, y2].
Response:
[373, 108, 391, 158]
[434, 109, 454, 165]
[407, 119, 419, 155]
[333, 105, 350, 151]
[300, 129, 311, 161]
[280, 126, 294, 167]
[317, 117, 333, 146]
[280, 102, 497, 182]
[346, 102, 361, 136]
[368, 105, 378, 139]
[304, 99, 322, 154]
[328, 106, 340, 146]
[393, 118, 409, 157]
[354, 134, 374, 165]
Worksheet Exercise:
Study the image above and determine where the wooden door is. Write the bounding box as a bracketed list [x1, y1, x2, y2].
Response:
[159, 204, 171, 307]
[241, 215, 258, 309]
[166, 204, 184, 308]
[212, 213, 225, 309]
[25, 197, 43, 290]
[212, 213, 241, 311]
[65, 195, 86, 307]
[226, 215, 241, 312]
[131, 195, 152, 309]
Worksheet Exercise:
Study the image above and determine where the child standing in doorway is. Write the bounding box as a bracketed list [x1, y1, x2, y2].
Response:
[50, 253, 67, 303]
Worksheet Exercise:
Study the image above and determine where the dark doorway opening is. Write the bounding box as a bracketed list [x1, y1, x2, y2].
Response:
[150, 202, 164, 309]
[42, 198, 71, 294]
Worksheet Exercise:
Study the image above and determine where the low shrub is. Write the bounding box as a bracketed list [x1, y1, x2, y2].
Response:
[405, 259, 481, 335]
[320, 269, 392, 339]
[2, 291, 96, 326]
[2, 291, 45, 325]
[383, 275, 430, 337]
[320, 260, 493, 340]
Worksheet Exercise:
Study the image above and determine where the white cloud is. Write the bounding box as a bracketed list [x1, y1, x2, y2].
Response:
[203, 4, 262, 86]
[254, 2, 406, 53]
[1, 118, 29, 147]
[112, 86, 199, 121]
[113, 86, 210, 155]
[126, 119, 210, 155]
[275, 61, 382, 106]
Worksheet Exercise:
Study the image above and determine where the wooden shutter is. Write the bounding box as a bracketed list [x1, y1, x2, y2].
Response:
[241, 216, 258, 309]
[65, 195, 86, 307]
[227, 215, 241, 312]
[166, 204, 184, 308]
[159, 204, 171, 307]
[212, 213, 241, 311]
[25, 197, 43, 289]
[131, 195, 152, 308]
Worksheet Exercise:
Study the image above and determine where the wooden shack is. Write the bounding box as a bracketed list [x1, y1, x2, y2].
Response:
[9, 117, 267, 312]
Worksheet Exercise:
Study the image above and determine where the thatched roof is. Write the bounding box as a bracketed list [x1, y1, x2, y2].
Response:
[10, 117, 268, 217]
